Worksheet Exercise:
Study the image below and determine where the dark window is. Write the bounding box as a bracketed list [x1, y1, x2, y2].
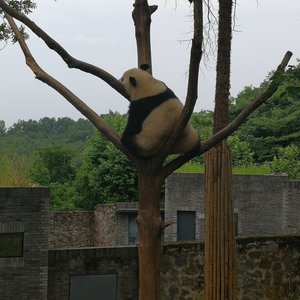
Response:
[70, 274, 117, 300]
[177, 211, 196, 241]
[128, 213, 138, 245]
[0, 232, 24, 258]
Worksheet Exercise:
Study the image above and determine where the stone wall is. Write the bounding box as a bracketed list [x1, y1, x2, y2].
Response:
[237, 236, 300, 300]
[49, 202, 143, 248]
[48, 235, 300, 300]
[94, 203, 117, 246]
[49, 211, 94, 249]
[165, 173, 300, 241]
[0, 188, 49, 300]
[161, 241, 205, 299]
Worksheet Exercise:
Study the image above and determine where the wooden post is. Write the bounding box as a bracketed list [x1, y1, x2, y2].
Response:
[204, 140, 237, 300]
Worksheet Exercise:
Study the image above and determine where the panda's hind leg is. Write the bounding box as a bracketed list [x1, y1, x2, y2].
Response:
[134, 132, 167, 157]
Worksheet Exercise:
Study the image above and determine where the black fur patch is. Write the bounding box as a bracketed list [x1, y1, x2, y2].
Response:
[140, 64, 150, 71]
[121, 88, 177, 153]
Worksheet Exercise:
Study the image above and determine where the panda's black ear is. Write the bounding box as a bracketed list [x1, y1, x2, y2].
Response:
[129, 76, 137, 87]
[139, 64, 150, 71]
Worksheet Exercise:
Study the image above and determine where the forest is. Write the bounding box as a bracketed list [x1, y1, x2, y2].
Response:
[1, 64, 300, 210]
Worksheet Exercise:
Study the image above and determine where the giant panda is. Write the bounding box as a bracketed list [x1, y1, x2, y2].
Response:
[120, 65, 199, 158]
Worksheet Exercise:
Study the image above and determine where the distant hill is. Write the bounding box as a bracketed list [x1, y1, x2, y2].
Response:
[0, 117, 97, 162]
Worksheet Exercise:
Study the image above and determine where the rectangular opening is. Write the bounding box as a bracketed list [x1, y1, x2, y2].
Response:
[0, 232, 24, 258]
[70, 274, 117, 300]
[177, 211, 196, 241]
[128, 212, 138, 245]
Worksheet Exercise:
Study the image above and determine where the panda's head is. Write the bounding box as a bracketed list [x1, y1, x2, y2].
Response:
[120, 66, 166, 101]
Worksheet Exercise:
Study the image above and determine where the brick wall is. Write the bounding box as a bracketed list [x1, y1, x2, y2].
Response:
[48, 246, 138, 300]
[0, 188, 49, 300]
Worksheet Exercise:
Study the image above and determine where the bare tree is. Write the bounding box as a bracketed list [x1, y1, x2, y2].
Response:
[0, 0, 292, 299]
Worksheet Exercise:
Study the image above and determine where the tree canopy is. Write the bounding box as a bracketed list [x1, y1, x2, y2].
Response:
[230, 63, 300, 162]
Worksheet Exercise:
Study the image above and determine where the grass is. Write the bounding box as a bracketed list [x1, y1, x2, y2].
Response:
[177, 164, 270, 175]
[0, 156, 33, 186]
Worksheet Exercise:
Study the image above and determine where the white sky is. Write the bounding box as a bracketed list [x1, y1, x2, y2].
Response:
[0, 0, 299, 128]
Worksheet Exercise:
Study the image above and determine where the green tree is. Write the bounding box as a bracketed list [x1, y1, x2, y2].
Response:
[230, 64, 300, 162]
[191, 110, 213, 140]
[30, 144, 75, 185]
[75, 114, 137, 209]
[0, 0, 35, 42]
[49, 182, 78, 211]
[228, 135, 254, 167]
[0, 120, 6, 135]
[269, 144, 300, 179]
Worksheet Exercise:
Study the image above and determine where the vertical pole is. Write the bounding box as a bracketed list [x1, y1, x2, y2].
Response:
[204, 140, 237, 300]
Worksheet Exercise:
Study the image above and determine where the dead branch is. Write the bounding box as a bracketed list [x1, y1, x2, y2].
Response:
[132, 0, 158, 72]
[213, 0, 232, 133]
[201, 50, 293, 152]
[160, 0, 203, 163]
[0, 0, 128, 99]
[162, 51, 293, 178]
[4, 12, 136, 162]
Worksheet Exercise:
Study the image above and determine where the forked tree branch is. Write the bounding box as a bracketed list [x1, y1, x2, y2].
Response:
[0, 0, 128, 99]
[162, 50, 293, 178]
[159, 0, 203, 164]
[4, 12, 136, 163]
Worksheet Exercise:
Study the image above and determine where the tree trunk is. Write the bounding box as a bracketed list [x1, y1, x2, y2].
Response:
[204, 140, 236, 300]
[137, 165, 163, 300]
[204, 0, 237, 298]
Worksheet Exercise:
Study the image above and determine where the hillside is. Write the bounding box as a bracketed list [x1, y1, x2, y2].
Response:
[0, 117, 97, 161]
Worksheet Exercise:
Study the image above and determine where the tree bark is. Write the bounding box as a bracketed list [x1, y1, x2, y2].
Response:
[132, 1, 157, 73]
[136, 163, 164, 300]
[204, 140, 236, 300]
[213, 0, 232, 134]
[204, 1, 237, 299]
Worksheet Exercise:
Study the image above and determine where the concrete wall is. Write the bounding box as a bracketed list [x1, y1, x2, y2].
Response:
[165, 173, 300, 241]
[284, 180, 300, 234]
[0, 188, 49, 300]
[48, 236, 300, 300]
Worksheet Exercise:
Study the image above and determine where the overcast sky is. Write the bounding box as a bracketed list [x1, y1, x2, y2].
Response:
[0, 0, 299, 128]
